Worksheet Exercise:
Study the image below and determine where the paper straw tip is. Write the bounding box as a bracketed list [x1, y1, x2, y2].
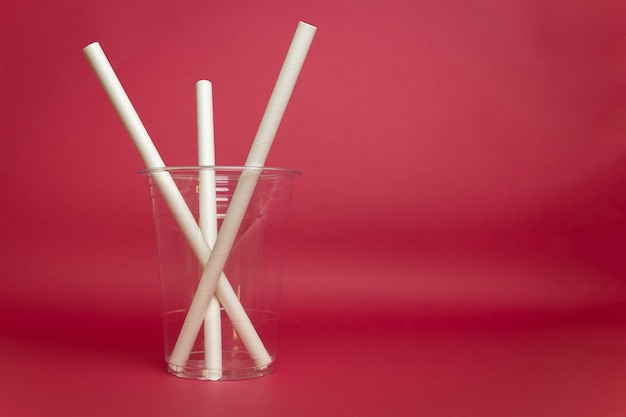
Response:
[83, 42, 101, 52]
[254, 358, 273, 370]
[167, 363, 183, 375]
[298, 21, 317, 30]
[202, 369, 223, 381]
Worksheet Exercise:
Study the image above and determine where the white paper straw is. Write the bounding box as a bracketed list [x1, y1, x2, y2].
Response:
[169, 21, 316, 369]
[83, 42, 270, 372]
[197, 80, 222, 381]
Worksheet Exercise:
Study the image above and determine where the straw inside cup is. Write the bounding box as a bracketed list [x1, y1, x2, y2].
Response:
[196, 79, 222, 381]
[83, 43, 273, 374]
[167, 21, 316, 370]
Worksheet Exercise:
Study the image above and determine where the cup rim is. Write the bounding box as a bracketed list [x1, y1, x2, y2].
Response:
[140, 165, 302, 176]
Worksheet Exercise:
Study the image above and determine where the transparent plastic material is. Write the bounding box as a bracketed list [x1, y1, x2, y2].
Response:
[143, 166, 300, 380]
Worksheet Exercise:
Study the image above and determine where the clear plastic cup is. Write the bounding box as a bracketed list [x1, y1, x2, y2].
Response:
[142, 166, 300, 380]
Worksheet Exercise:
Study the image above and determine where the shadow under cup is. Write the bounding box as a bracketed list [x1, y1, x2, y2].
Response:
[142, 166, 301, 380]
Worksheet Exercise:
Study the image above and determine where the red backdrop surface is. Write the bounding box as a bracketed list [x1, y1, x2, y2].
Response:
[2, 0, 626, 415]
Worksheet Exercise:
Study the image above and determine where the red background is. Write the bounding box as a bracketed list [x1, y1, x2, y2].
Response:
[3, 0, 626, 415]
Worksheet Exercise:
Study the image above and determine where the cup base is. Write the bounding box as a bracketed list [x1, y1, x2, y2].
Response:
[166, 351, 275, 381]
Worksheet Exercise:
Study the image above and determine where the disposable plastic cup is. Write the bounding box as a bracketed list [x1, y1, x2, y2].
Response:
[142, 166, 301, 380]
